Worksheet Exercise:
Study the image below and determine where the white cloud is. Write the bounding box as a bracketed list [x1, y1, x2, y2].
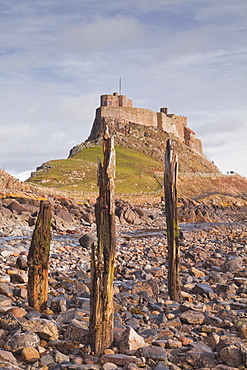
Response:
[58, 15, 145, 52]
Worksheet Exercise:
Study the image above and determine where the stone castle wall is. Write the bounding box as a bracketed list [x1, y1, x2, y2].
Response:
[87, 93, 203, 156]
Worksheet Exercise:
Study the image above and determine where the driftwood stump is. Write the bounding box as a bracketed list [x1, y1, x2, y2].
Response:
[164, 140, 182, 302]
[28, 200, 52, 311]
[89, 128, 116, 355]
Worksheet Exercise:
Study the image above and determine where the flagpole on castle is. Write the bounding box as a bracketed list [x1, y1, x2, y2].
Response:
[119, 77, 122, 96]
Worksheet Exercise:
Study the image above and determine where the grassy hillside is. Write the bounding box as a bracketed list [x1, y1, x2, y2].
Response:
[27, 145, 164, 193]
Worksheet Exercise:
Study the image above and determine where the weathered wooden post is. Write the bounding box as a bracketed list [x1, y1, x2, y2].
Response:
[28, 200, 52, 311]
[164, 140, 182, 302]
[89, 127, 116, 355]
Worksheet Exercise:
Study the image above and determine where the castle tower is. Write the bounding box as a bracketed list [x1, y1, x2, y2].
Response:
[100, 92, 132, 108]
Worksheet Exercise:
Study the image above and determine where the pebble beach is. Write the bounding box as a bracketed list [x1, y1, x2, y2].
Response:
[0, 201, 247, 370]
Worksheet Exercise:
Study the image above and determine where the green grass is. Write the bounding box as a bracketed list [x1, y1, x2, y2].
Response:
[27, 145, 164, 194]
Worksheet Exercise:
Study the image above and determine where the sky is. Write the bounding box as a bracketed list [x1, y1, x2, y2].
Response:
[0, 0, 246, 181]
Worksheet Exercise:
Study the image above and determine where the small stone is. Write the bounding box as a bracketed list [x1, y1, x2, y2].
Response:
[79, 233, 97, 249]
[84, 355, 100, 364]
[222, 256, 242, 273]
[119, 326, 146, 355]
[220, 346, 243, 367]
[167, 339, 182, 348]
[8, 307, 27, 317]
[0, 349, 18, 364]
[153, 363, 170, 370]
[54, 349, 70, 363]
[71, 356, 83, 364]
[0, 294, 13, 307]
[132, 279, 159, 297]
[40, 353, 55, 366]
[138, 345, 167, 361]
[5, 331, 40, 352]
[104, 349, 115, 355]
[180, 310, 205, 325]
[21, 318, 59, 341]
[203, 332, 220, 348]
[101, 354, 144, 366]
[64, 319, 88, 342]
[166, 317, 181, 327]
[0, 311, 21, 330]
[178, 336, 193, 346]
[190, 267, 205, 278]
[191, 283, 214, 298]
[0, 275, 11, 283]
[10, 272, 28, 284]
[22, 347, 40, 363]
[102, 363, 118, 370]
[16, 255, 28, 269]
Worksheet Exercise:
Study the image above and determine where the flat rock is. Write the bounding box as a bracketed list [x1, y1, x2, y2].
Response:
[191, 283, 215, 298]
[0, 294, 12, 307]
[101, 354, 144, 366]
[5, 331, 40, 352]
[180, 310, 205, 324]
[0, 349, 18, 364]
[138, 345, 167, 361]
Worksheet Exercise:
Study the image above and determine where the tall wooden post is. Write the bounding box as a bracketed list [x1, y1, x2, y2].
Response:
[89, 127, 116, 355]
[28, 200, 52, 311]
[164, 140, 182, 302]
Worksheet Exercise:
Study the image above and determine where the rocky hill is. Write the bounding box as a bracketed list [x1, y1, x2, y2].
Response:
[28, 121, 224, 198]
[70, 122, 220, 174]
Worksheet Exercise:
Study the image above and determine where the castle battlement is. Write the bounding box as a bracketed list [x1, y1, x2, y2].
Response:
[88, 93, 203, 156]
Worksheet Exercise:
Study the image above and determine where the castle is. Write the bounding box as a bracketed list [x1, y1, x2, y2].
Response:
[88, 92, 203, 155]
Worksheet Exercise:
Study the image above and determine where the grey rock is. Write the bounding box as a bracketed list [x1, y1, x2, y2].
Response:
[21, 318, 60, 341]
[16, 255, 28, 269]
[0, 283, 15, 297]
[0, 349, 18, 364]
[0, 312, 21, 330]
[119, 326, 146, 354]
[47, 296, 68, 313]
[0, 294, 12, 307]
[64, 319, 88, 342]
[79, 233, 97, 249]
[138, 345, 167, 361]
[40, 353, 55, 366]
[222, 256, 243, 273]
[220, 346, 243, 367]
[54, 350, 70, 363]
[101, 354, 144, 366]
[55, 208, 74, 224]
[185, 341, 215, 368]
[5, 331, 40, 352]
[191, 283, 214, 298]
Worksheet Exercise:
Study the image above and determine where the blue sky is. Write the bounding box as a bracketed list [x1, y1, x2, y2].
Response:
[0, 0, 246, 180]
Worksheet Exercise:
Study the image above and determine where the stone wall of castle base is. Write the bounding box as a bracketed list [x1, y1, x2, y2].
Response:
[191, 138, 203, 156]
[87, 106, 204, 156]
[100, 106, 158, 127]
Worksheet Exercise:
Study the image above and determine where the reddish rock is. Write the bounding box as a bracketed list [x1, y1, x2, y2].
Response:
[22, 347, 40, 363]
[101, 354, 144, 366]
